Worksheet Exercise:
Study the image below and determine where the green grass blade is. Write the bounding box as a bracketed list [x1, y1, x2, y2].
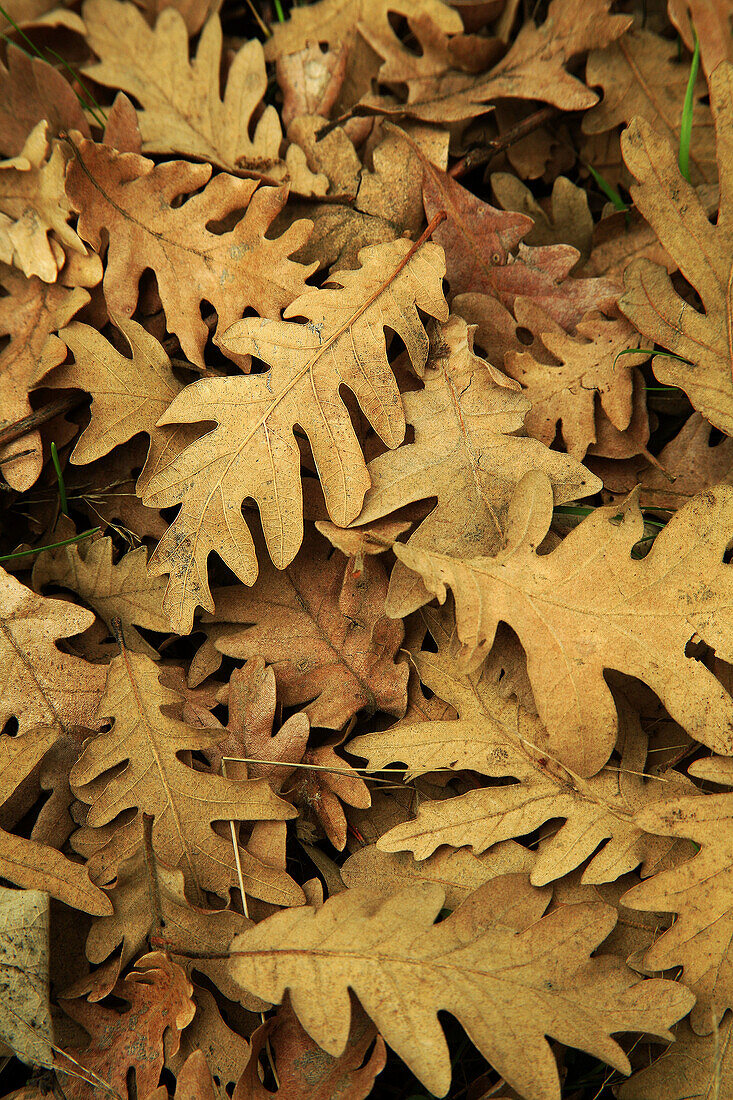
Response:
[583, 161, 628, 213]
[273, 0, 285, 20]
[678, 23, 700, 182]
[0, 527, 100, 564]
[50, 441, 69, 516]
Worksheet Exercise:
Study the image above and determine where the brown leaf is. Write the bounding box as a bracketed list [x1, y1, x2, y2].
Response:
[70, 648, 299, 903]
[66, 139, 315, 368]
[619, 62, 733, 435]
[143, 237, 448, 631]
[352, 315, 600, 615]
[227, 876, 693, 1100]
[668, 0, 733, 77]
[490, 173, 593, 259]
[59, 952, 195, 1100]
[584, 28, 717, 185]
[395, 473, 733, 775]
[504, 307, 648, 459]
[0, 44, 89, 157]
[233, 1000, 386, 1100]
[205, 527, 408, 730]
[277, 43, 348, 129]
[0, 264, 87, 490]
[618, 1016, 733, 1100]
[83, 0, 284, 176]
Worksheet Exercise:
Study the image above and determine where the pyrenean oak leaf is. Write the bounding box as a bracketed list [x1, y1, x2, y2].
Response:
[394, 472, 733, 775]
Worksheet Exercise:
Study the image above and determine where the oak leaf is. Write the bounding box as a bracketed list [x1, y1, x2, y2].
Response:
[264, 0, 462, 61]
[205, 527, 408, 730]
[0, 44, 89, 157]
[227, 875, 693, 1100]
[618, 1017, 733, 1100]
[0, 122, 85, 282]
[350, 632, 693, 883]
[669, 0, 733, 77]
[394, 473, 733, 775]
[352, 315, 601, 616]
[0, 728, 111, 913]
[0, 888, 52, 1067]
[234, 1001, 386, 1100]
[619, 62, 733, 436]
[622, 757, 733, 1030]
[142, 238, 448, 632]
[33, 537, 168, 658]
[504, 310, 648, 459]
[83, 0, 284, 176]
[65, 139, 315, 367]
[490, 173, 593, 259]
[584, 29, 717, 185]
[0, 566, 106, 735]
[0, 263, 87, 490]
[419, 147, 619, 326]
[70, 648, 299, 903]
[59, 952, 195, 1100]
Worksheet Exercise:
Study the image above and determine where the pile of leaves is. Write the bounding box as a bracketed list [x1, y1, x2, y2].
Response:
[2, 0, 733, 1096]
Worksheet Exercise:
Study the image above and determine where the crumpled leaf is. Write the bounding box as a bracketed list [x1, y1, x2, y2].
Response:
[65, 138, 315, 367]
[394, 473, 733, 776]
[59, 952, 195, 1100]
[70, 648, 299, 903]
[0, 44, 89, 157]
[0, 122, 85, 282]
[226, 875, 693, 1100]
[83, 0, 284, 176]
[352, 315, 601, 616]
[490, 173, 593, 258]
[504, 308, 648, 459]
[143, 238, 448, 632]
[619, 62, 733, 435]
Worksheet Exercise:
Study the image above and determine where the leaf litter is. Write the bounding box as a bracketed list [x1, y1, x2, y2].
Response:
[0, 1, 731, 1098]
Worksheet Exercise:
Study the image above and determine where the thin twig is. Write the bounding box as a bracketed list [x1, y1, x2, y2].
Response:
[0, 396, 82, 450]
[449, 105, 560, 178]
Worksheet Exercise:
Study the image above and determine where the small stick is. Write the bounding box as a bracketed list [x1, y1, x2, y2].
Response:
[449, 105, 560, 178]
[0, 396, 81, 449]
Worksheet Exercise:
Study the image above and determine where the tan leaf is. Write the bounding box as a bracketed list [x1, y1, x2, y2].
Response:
[340, 843, 535, 909]
[584, 29, 717, 185]
[206, 527, 408, 730]
[0, 566, 106, 735]
[142, 237, 448, 631]
[668, 0, 733, 77]
[0, 729, 111, 913]
[491, 173, 593, 258]
[0, 122, 85, 282]
[351, 635, 692, 882]
[227, 876, 693, 1100]
[618, 1017, 733, 1100]
[264, 0, 462, 61]
[619, 62, 733, 435]
[394, 473, 733, 775]
[82, 0, 284, 176]
[0, 264, 87, 490]
[33, 536, 168, 657]
[66, 139, 314, 367]
[352, 315, 601, 616]
[0, 0, 84, 34]
[70, 649, 299, 903]
[504, 308, 648, 459]
[277, 43, 348, 129]
[169, 988, 250, 1099]
[622, 759, 733, 1029]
